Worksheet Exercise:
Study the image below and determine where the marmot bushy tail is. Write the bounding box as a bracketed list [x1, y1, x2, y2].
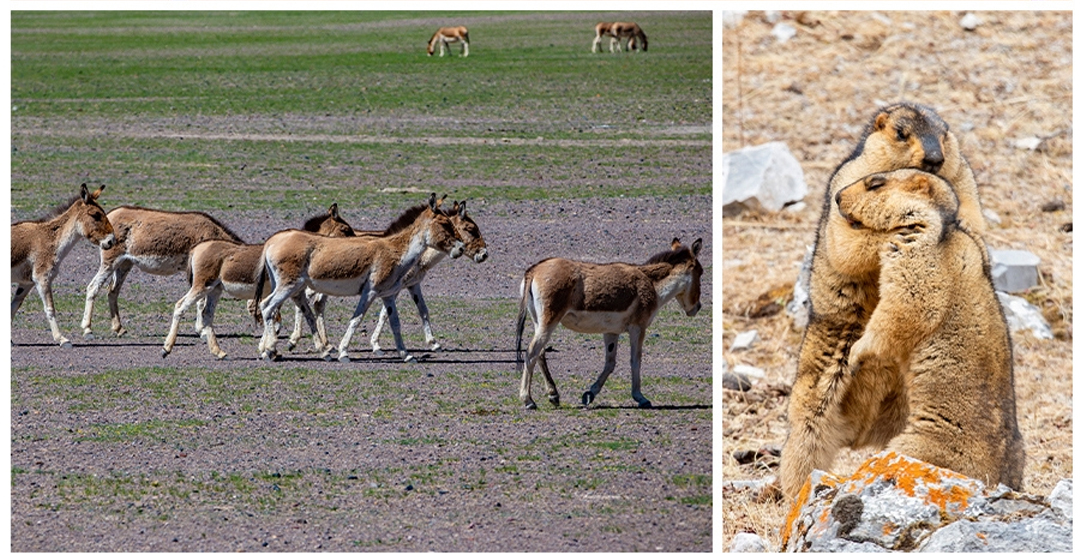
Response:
[781, 103, 990, 500]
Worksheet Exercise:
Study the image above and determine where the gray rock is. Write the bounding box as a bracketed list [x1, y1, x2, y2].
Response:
[783, 452, 1072, 552]
[730, 330, 759, 351]
[723, 142, 807, 216]
[997, 292, 1054, 340]
[730, 532, 771, 552]
[722, 372, 752, 392]
[960, 13, 980, 30]
[733, 364, 766, 380]
[990, 248, 1041, 292]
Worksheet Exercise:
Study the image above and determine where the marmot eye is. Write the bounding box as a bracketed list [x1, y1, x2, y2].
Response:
[896, 128, 909, 141]
[866, 176, 887, 191]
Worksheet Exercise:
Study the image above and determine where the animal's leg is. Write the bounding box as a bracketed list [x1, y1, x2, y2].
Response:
[592, 34, 602, 53]
[370, 302, 389, 355]
[407, 284, 440, 351]
[312, 292, 329, 354]
[11, 284, 33, 320]
[258, 279, 303, 361]
[627, 327, 651, 408]
[519, 322, 556, 409]
[106, 260, 134, 336]
[537, 352, 559, 406]
[81, 261, 115, 336]
[381, 296, 415, 363]
[201, 287, 228, 359]
[34, 275, 70, 348]
[163, 286, 207, 358]
[336, 287, 376, 363]
[289, 292, 324, 355]
[439, 40, 447, 57]
[583, 333, 620, 406]
[194, 296, 209, 339]
[609, 37, 619, 53]
[287, 296, 306, 351]
[462, 41, 469, 57]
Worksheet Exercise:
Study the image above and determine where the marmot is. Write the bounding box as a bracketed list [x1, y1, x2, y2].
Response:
[838, 169, 1023, 489]
[781, 103, 989, 500]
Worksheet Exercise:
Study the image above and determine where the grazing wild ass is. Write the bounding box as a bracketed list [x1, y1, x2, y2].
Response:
[341, 198, 489, 355]
[592, 21, 648, 53]
[255, 194, 465, 362]
[515, 238, 703, 409]
[12, 184, 117, 347]
[427, 26, 469, 57]
[161, 203, 356, 360]
[81, 206, 244, 338]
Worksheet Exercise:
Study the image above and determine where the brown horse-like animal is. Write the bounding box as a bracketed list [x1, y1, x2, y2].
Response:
[592, 22, 648, 53]
[81, 205, 244, 338]
[300, 198, 488, 355]
[515, 238, 703, 409]
[255, 194, 465, 362]
[12, 184, 117, 347]
[161, 203, 356, 359]
[427, 26, 469, 57]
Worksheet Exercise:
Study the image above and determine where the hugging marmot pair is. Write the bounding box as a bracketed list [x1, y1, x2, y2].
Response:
[780, 103, 1024, 500]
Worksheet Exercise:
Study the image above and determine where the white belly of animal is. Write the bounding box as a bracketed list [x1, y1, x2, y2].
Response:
[222, 281, 256, 300]
[560, 309, 632, 334]
[308, 275, 372, 298]
[134, 254, 187, 275]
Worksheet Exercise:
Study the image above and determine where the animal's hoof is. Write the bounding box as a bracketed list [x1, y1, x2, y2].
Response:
[638, 400, 653, 409]
[525, 402, 537, 410]
[338, 354, 351, 363]
[321, 351, 334, 362]
[59, 339, 73, 349]
[430, 342, 442, 352]
[548, 394, 560, 407]
[161, 348, 170, 359]
[82, 329, 95, 339]
[260, 350, 277, 361]
[216, 352, 228, 360]
[372, 346, 385, 356]
[581, 391, 595, 406]
[114, 328, 127, 337]
[286, 341, 297, 352]
[403, 355, 417, 364]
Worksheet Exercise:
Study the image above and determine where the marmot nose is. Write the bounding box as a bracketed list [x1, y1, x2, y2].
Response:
[922, 150, 944, 173]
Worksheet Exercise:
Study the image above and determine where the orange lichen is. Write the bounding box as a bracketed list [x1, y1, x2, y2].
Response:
[847, 452, 973, 510]
[781, 472, 840, 547]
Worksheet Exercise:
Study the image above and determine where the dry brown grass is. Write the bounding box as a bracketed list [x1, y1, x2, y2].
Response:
[721, 10, 1072, 550]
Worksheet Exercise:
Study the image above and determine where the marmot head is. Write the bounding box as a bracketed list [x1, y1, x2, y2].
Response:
[835, 169, 960, 235]
[859, 103, 951, 175]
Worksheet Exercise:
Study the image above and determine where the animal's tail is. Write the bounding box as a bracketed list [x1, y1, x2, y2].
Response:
[514, 274, 531, 374]
[252, 250, 268, 325]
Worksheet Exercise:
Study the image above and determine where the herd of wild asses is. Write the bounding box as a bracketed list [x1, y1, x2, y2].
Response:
[428, 21, 648, 57]
[13, 185, 703, 409]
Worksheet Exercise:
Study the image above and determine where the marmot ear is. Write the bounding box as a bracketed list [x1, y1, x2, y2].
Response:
[874, 112, 890, 131]
[691, 238, 703, 256]
[907, 174, 932, 196]
[328, 203, 339, 218]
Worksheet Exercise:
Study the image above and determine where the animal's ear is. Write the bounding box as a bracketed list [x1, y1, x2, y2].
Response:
[671, 237, 682, 250]
[80, 183, 90, 202]
[93, 184, 105, 201]
[874, 112, 890, 132]
[328, 203, 339, 218]
[428, 192, 438, 211]
[458, 200, 467, 217]
[691, 238, 703, 256]
[904, 173, 932, 197]
[435, 194, 448, 209]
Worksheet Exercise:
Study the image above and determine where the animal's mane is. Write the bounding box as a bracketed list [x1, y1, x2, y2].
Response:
[112, 205, 244, 243]
[645, 245, 692, 266]
[383, 204, 429, 235]
[31, 195, 83, 223]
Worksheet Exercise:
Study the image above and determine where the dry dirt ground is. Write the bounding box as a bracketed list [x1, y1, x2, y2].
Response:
[721, 10, 1072, 550]
[11, 194, 712, 551]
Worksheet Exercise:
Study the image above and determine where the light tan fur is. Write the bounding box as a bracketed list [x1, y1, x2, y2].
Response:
[592, 22, 648, 53]
[515, 238, 703, 410]
[427, 26, 469, 57]
[81, 205, 243, 338]
[837, 169, 1023, 489]
[255, 194, 465, 362]
[11, 184, 116, 347]
[781, 103, 989, 500]
[161, 203, 355, 359]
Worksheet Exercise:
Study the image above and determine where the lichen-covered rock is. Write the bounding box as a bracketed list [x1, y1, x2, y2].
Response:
[782, 452, 1072, 552]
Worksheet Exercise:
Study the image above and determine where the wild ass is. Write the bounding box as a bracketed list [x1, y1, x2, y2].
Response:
[81, 206, 244, 338]
[161, 203, 356, 359]
[427, 26, 469, 57]
[12, 184, 117, 347]
[515, 238, 703, 409]
[255, 194, 465, 362]
[294, 198, 489, 355]
[592, 22, 648, 53]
